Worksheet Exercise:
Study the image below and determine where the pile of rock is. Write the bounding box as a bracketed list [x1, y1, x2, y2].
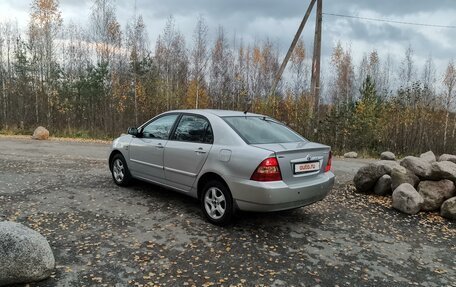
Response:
[354, 151, 456, 220]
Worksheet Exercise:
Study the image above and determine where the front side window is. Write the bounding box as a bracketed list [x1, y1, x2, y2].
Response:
[223, 116, 305, 144]
[172, 115, 213, 144]
[142, 114, 179, 139]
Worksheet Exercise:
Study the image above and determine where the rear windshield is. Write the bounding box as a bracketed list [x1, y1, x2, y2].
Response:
[223, 116, 305, 144]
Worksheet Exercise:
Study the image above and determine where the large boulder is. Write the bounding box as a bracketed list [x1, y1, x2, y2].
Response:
[418, 180, 456, 211]
[391, 166, 420, 190]
[392, 183, 424, 215]
[0, 222, 55, 286]
[344, 152, 358, 159]
[420, 151, 436, 163]
[380, 151, 396, 161]
[400, 156, 432, 178]
[374, 174, 392, 195]
[32, 126, 49, 140]
[354, 161, 400, 193]
[438, 154, 456, 164]
[441, 197, 456, 220]
[430, 161, 456, 181]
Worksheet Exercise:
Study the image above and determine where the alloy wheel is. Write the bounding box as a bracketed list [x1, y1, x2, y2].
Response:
[113, 158, 125, 183]
[204, 187, 226, 220]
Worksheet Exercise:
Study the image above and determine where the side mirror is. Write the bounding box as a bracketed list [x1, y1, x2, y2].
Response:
[127, 127, 139, 137]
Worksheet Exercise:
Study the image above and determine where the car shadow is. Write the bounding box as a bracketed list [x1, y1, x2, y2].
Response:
[121, 179, 310, 228]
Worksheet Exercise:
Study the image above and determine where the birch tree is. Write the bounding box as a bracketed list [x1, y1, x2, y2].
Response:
[443, 60, 456, 148]
[29, 0, 62, 126]
[189, 15, 209, 109]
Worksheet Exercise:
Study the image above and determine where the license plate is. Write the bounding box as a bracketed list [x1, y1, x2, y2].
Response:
[294, 161, 320, 174]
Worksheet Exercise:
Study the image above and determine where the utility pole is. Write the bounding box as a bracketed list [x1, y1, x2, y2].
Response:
[269, 0, 316, 97]
[311, 0, 323, 119]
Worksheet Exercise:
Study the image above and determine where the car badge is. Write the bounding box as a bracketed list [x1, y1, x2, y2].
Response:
[306, 154, 312, 161]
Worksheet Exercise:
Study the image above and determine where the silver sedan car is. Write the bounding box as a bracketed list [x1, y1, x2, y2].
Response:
[109, 109, 334, 225]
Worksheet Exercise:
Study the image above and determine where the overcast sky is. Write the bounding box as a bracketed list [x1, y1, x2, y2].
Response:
[1, 0, 455, 80]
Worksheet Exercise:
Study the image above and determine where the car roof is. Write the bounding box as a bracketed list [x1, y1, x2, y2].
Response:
[165, 109, 265, 118]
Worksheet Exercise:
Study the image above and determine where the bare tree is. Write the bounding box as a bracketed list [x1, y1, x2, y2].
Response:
[399, 45, 416, 87]
[210, 27, 233, 108]
[90, 0, 120, 64]
[443, 60, 456, 148]
[61, 22, 91, 130]
[155, 16, 188, 110]
[378, 53, 393, 98]
[422, 54, 436, 104]
[29, 0, 62, 126]
[231, 39, 248, 110]
[189, 15, 209, 109]
[289, 39, 308, 98]
[329, 42, 355, 108]
[90, 0, 122, 133]
[127, 14, 148, 125]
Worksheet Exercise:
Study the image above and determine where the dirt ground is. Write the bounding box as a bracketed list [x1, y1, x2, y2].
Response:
[0, 137, 454, 287]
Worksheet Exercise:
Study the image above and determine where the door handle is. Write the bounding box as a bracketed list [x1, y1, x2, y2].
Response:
[156, 143, 164, 149]
[194, 148, 206, 154]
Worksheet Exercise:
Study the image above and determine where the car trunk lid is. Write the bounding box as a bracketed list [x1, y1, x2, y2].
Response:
[252, 142, 331, 184]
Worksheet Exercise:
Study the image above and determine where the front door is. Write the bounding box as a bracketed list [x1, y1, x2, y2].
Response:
[129, 113, 179, 182]
[164, 114, 213, 190]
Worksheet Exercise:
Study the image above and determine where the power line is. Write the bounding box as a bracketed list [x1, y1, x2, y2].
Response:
[323, 12, 456, 29]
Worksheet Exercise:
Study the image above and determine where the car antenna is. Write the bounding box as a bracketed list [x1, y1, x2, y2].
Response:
[244, 97, 252, 115]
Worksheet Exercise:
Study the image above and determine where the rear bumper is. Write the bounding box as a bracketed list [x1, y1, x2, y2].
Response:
[229, 172, 335, 212]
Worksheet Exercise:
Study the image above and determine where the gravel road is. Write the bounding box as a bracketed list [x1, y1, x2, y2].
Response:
[0, 136, 454, 287]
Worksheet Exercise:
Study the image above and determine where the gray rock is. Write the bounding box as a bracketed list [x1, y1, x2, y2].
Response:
[375, 160, 401, 173]
[420, 151, 436, 163]
[438, 154, 456, 164]
[391, 166, 420, 190]
[32, 126, 49, 140]
[441, 197, 456, 220]
[430, 161, 456, 181]
[354, 161, 400, 193]
[374, 174, 392, 195]
[400, 156, 432, 178]
[344, 152, 358, 159]
[392, 183, 424, 215]
[418, 180, 456, 211]
[0, 222, 55, 286]
[380, 151, 396, 161]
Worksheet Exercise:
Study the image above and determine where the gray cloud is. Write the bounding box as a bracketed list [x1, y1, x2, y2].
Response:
[119, 0, 312, 19]
[3, 0, 455, 75]
[328, 0, 456, 16]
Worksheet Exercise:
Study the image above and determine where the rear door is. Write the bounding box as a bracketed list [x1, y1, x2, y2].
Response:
[129, 113, 179, 182]
[164, 114, 213, 190]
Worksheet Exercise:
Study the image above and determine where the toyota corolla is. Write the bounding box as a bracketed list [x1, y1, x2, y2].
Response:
[109, 109, 334, 225]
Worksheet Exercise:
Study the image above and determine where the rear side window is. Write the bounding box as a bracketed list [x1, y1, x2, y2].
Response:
[172, 115, 213, 144]
[223, 116, 305, 144]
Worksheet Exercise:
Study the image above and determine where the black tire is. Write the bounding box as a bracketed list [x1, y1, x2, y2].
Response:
[201, 180, 234, 226]
[110, 153, 132, 186]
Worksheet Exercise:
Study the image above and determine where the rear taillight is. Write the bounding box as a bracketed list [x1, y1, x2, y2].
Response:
[251, 157, 282, 181]
[325, 151, 332, 172]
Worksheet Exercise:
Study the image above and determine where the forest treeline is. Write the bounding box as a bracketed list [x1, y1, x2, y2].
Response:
[0, 0, 455, 155]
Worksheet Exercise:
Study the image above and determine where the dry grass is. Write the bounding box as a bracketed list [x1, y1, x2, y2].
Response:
[0, 134, 112, 144]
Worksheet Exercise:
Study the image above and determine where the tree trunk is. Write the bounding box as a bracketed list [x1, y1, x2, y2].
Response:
[195, 81, 199, 109]
[452, 113, 456, 141]
[444, 110, 449, 150]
